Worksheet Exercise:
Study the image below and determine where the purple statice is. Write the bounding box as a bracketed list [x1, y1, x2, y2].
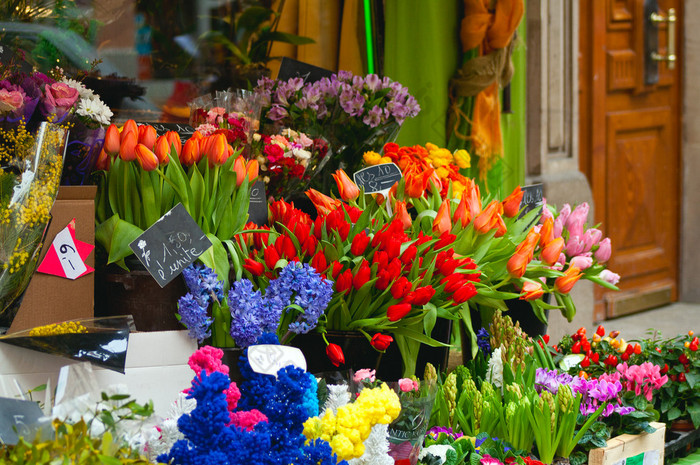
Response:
[476, 327, 492, 354]
[228, 279, 266, 348]
[177, 293, 212, 343]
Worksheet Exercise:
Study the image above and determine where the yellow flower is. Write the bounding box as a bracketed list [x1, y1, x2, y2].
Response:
[454, 149, 471, 169]
[451, 180, 467, 198]
[330, 435, 355, 460]
[363, 151, 383, 165]
[29, 321, 88, 336]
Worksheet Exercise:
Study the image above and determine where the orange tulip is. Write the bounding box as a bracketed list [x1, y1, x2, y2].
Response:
[154, 136, 171, 165]
[502, 185, 524, 218]
[464, 179, 482, 217]
[393, 200, 413, 230]
[95, 148, 110, 171]
[540, 236, 565, 266]
[453, 193, 471, 228]
[164, 131, 182, 158]
[233, 156, 246, 186]
[306, 189, 342, 216]
[539, 217, 554, 248]
[208, 134, 229, 167]
[134, 143, 159, 171]
[104, 124, 120, 156]
[246, 158, 259, 183]
[473, 200, 503, 234]
[432, 199, 452, 235]
[520, 281, 545, 301]
[181, 138, 201, 166]
[404, 168, 434, 198]
[120, 119, 138, 142]
[507, 250, 530, 278]
[554, 266, 583, 294]
[332, 169, 360, 201]
[517, 229, 541, 260]
[119, 130, 138, 161]
[138, 124, 157, 151]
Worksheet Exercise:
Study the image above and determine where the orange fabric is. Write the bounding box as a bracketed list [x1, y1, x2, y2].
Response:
[459, 0, 524, 181]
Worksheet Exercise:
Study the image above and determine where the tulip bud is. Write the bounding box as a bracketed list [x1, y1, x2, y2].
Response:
[332, 169, 360, 201]
[582, 228, 603, 252]
[540, 237, 565, 266]
[154, 135, 171, 165]
[134, 143, 159, 171]
[119, 130, 138, 161]
[246, 158, 259, 183]
[599, 269, 620, 285]
[453, 193, 471, 228]
[121, 119, 138, 142]
[165, 131, 182, 158]
[95, 148, 110, 171]
[104, 124, 121, 156]
[432, 199, 452, 235]
[233, 156, 247, 187]
[554, 266, 583, 294]
[353, 261, 371, 290]
[138, 124, 157, 151]
[242, 258, 264, 276]
[594, 237, 612, 263]
[520, 281, 544, 301]
[310, 252, 329, 274]
[370, 333, 393, 351]
[387, 303, 412, 322]
[351, 231, 370, 256]
[390, 277, 412, 300]
[452, 282, 477, 303]
[181, 138, 201, 166]
[570, 255, 593, 270]
[502, 185, 524, 218]
[326, 343, 345, 367]
[394, 201, 413, 230]
[565, 202, 589, 239]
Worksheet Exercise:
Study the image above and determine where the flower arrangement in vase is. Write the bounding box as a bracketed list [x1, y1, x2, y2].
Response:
[254, 71, 420, 178]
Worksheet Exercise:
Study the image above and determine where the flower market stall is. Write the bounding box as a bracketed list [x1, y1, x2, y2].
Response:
[1, 38, 699, 465]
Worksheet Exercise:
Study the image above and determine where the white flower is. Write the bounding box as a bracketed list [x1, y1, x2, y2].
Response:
[292, 147, 311, 161]
[348, 423, 393, 465]
[486, 346, 504, 390]
[61, 78, 94, 100]
[419, 444, 455, 465]
[76, 97, 113, 126]
[321, 384, 351, 414]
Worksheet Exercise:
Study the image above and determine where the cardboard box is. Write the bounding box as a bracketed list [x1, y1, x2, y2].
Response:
[588, 422, 666, 465]
[0, 330, 197, 417]
[8, 186, 97, 333]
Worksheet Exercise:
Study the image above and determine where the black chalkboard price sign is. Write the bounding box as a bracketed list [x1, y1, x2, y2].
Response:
[353, 163, 403, 195]
[277, 57, 334, 83]
[519, 183, 544, 217]
[0, 397, 47, 445]
[247, 180, 268, 226]
[140, 122, 196, 144]
[129, 203, 213, 287]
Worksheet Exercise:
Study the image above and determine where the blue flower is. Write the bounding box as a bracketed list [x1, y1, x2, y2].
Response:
[477, 327, 491, 354]
[177, 293, 212, 343]
[182, 264, 224, 307]
[228, 280, 266, 348]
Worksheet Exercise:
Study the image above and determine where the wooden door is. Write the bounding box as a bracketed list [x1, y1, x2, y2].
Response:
[579, 0, 682, 320]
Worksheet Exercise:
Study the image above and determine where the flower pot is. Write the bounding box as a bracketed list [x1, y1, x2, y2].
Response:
[94, 261, 186, 332]
[505, 297, 550, 338]
[670, 419, 695, 432]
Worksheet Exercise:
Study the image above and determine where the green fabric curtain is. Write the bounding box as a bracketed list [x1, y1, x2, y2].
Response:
[383, 0, 461, 149]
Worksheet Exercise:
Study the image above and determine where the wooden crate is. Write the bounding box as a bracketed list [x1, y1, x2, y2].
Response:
[588, 422, 666, 465]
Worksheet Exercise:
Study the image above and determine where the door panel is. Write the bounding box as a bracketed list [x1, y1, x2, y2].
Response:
[579, 0, 681, 320]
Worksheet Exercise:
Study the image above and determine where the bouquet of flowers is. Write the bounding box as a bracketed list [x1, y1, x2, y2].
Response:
[249, 127, 330, 200]
[0, 121, 68, 330]
[254, 71, 420, 177]
[0, 67, 113, 185]
[188, 89, 261, 146]
[94, 120, 257, 287]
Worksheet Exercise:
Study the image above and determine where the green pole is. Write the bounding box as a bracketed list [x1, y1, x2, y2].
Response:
[363, 0, 375, 74]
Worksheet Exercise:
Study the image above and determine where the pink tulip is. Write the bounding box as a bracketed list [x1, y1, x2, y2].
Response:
[582, 228, 603, 252]
[570, 255, 593, 270]
[565, 202, 589, 239]
[565, 235, 585, 257]
[600, 269, 620, 285]
[595, 238, 612, 263]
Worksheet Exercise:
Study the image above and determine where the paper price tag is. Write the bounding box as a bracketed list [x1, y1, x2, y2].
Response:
[53, 226, 87, 279]
[247, 345, 307, 377]
[353, 163, 403, 196]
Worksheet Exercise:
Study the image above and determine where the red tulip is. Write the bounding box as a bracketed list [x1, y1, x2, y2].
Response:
[370, 333, 393, 351]
[400, 245, 417, 266]
[310, 252, 329, 274]
[233, 156, 247, 187]
[246, 158, 259, 183]
[502, 185, 524, 218]
[326, 343, 345, 367]
[274, 235, 297, 261]
[351, 231, 370, 256]
[134, 143, 159, 171]
[408, 286, 435, 306]
[208, 133, 229, 167]
[336, 269, 353, 294]
[387, 303, 412, 322]
[391, 277, 412, 300]
[264, 246, 281, 270]
[332, 169, 360, 201]
[353, 260, 371, 290]
[242, 258, 264, 276]
[331, 261, 344, 279]
[120, 119, 138, 142]
[95, 148, 110, 171]
[452, 282, 477, 303]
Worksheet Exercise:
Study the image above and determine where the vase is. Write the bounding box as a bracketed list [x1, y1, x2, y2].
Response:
[504, 297, 550, 338]
[386, 381, 437, 465]
[94, 260, 186, 332]
[61, 124, 105, 185]
[670, 419, 696, 432]
[218, 346, 246, 385]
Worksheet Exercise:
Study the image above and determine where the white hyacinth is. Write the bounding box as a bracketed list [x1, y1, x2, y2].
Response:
[486, 346, 505, 390]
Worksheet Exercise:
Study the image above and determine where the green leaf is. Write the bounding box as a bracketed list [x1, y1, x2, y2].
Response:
[104, 218, 144, 265]
[686, 372, 700, 389]
[98, 455, 123, 465]
[667, 406, 682, 420]
[198, 234, 229, 290]
[423, 303, 437, 337]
